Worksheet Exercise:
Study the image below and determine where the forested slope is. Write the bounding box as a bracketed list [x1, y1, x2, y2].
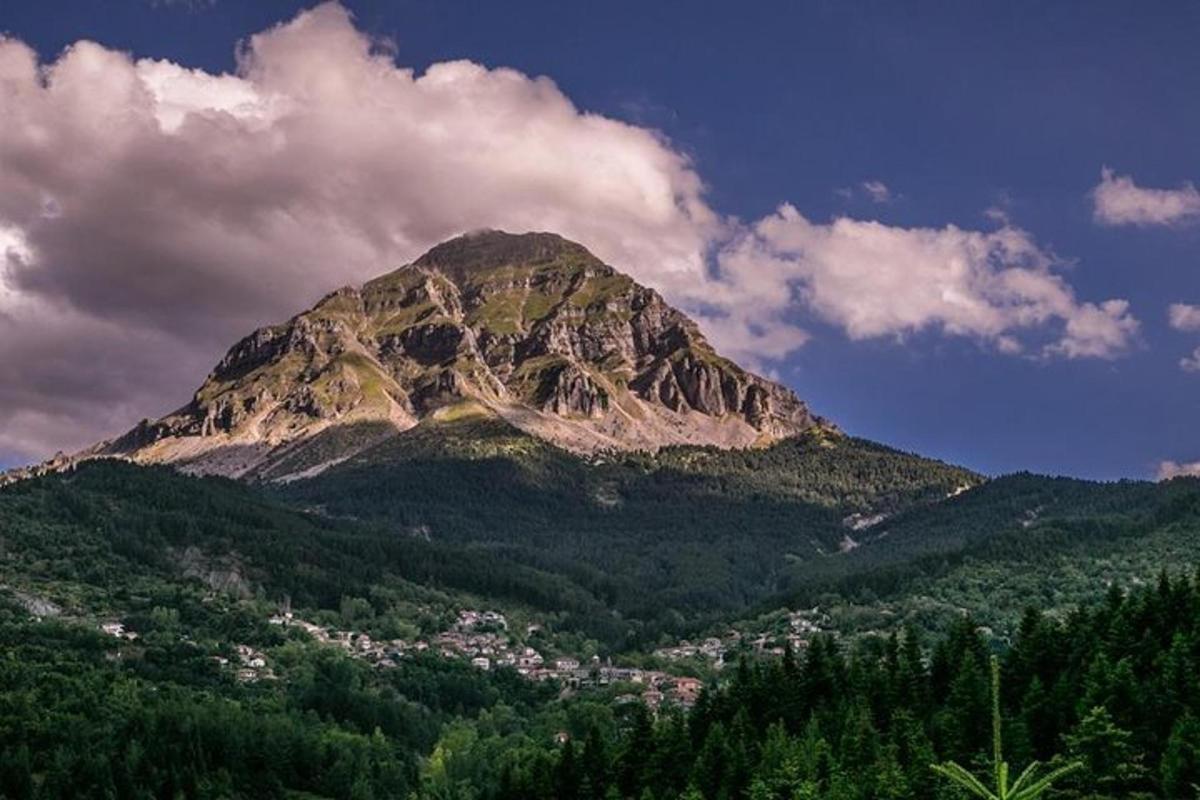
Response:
[278, 420, 977, 629]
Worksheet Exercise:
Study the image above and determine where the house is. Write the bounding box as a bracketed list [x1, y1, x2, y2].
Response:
[518, 648, 544, 668]
[100, 622, 136, 640]
[555, 658, 580, 672]
[481, 611, 508, 629]
[471, 657, 491, 671]
[670, 676, 703, 706]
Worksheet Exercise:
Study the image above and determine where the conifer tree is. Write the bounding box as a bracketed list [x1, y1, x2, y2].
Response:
[1061, 705, 1148, 799]
[1162, 713, 1200, 800]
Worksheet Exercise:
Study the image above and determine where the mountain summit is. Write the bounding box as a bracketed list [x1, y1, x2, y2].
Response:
[96, 230, 822, 479]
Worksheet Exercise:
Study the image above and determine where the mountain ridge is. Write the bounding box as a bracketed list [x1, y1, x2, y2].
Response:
[83, 230, 825, 480]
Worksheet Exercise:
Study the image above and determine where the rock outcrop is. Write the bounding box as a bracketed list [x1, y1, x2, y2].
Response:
[88, 230, 825, 479]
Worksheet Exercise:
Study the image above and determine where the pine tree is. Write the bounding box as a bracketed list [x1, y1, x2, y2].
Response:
[580, 727, 610, 800]
[1162, 714, 1200, 800]
[0, 745, 34, 800]
[937, 651, 990, 763]
[690, 722, 730, 799]
[896, 625, 929, 717]
[618, 704, 654, 797]
[1061, 705, 1148, 799]
[646, 710, 691, 798]
[890, 709, 936, 799]
[555, 738, 581, 800]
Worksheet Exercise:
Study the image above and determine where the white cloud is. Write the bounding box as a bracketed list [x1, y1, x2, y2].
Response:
[861, 180, 892, 204]
[0, 3, 1142, 462]
[1092, 167, 1200, 227]
[1167, 305, 1200, 372]
[0, 4, 719, 460]
[1169, 302, 1200, 332]
[1179, 346, 1200, 373]
[1157, 460, 1200, 480]
[706, 206, 1138, 359]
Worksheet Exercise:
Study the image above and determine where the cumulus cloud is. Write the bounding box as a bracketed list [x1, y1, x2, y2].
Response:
[1179, 347, 1200, 373]
[1169, 302, 1200, 332]
[1157, 460, 1200, 480]
[1092, 167, 1200, 227]
[704, 206, 1139, 360]
[1166, 304, 1200, 372]
[0, 4, 718, 461]
[0, 3, 1141, 462]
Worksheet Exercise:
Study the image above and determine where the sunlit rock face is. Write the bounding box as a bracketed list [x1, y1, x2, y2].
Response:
[96, 230, 824, 479]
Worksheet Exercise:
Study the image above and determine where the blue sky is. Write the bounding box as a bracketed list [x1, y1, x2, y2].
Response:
[2, 1, 1199, 479]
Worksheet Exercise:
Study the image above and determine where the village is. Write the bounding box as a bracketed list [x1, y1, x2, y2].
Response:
[256, 608, 711, 708]
[95, 604, 833, 711]
[651, 606, 831, 664]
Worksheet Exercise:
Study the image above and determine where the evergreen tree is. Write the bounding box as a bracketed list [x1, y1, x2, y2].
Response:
[1061, 705, 1148, 799]
[555, 739, 581, 800]
[617, 704, 654, 797]
[1162, 714, 1200, 800]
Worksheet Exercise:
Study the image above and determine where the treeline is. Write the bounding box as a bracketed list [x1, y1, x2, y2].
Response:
[437, 571, 1200, 799]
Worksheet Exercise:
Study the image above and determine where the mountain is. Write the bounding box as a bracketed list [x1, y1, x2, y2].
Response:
[9, 234, 1200, 800]
[13, 228, 981, 632]
[94, 230, 821, 480]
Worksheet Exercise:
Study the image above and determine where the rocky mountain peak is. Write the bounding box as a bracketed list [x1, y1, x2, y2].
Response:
[412, 229, 601, 283]
[92, 230, 826, 480]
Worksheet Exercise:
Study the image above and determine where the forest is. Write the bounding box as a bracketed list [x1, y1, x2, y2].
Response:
[3, 458, 1200, 798]
[3, 567, 1200, 798]
[413, 572, 1200, 800]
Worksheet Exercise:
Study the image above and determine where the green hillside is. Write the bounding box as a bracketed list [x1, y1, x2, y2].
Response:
[3, 459, 1200, 798]
[277, 419, 978, 635]
[760, 472, 1200, 639]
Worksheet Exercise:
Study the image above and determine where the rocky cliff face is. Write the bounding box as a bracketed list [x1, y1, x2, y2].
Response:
[94, 230, 824, 479]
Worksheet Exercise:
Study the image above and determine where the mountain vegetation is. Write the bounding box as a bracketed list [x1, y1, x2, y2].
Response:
[276, 416, 976, 637]
[4, 229, 1200, 798]
[5, 465, 1200, 800]
[415, 572, 1200, 800]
